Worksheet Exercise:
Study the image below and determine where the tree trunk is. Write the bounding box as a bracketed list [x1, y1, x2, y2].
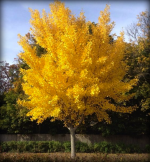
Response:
[69, 127, 76, 159]
[67, 114, 84, 159]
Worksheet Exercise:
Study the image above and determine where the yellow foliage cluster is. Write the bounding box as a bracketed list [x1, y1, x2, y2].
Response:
[18, 1, 137, 127]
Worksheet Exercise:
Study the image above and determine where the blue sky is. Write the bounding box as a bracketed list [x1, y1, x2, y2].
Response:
[1, 0, 149, 65]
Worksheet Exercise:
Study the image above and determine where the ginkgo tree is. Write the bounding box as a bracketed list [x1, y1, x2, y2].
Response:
[17, 1, 137, 159]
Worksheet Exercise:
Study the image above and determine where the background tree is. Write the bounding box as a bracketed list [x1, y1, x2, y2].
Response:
[0, 61, 24, 133]
[96, 11, 150, 137]
[125, 11, 150, 135]
[0, 61, 19, 94]
[17, 1, 137, 159]
[126, 11, 150, 114]
[0, 59, 33, 133]
[99, 10, 150, 137]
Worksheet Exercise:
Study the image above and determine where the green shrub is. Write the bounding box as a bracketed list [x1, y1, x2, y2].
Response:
[88, 143, 94, 153]
[48, 141, 54, 152]
[7, 141, 17, 152]
[0, 140, 147, 154]
[127, 144, 141, 153]
[1, 142, 9, 152]
[63, 141, 71, 152]
[93, 141, 112, 153]
[145, 144, 150, 153]
[25, 141, 35, 152]
[114, 143, 124, 153]
[93, 142, 103, 152]
[109, 143, 115, 153]
[17, 141, 30, 153]
[93, 141, 138, 153]
[27, 141, 38, 153]
[49, 141, 62, 152]
[75, 142, 91, 153]
[37, 141, 49, 153]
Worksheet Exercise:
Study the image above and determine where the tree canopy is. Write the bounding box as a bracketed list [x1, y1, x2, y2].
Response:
[18, 1, 137, 128]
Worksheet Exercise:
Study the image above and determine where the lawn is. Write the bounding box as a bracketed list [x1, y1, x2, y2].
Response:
[0, 153, 150, 162]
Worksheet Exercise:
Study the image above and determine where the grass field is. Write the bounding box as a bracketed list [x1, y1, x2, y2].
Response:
[0, 153, 150, 162]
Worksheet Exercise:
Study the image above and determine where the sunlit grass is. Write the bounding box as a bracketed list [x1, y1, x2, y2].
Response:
[0, 153, 150, 162]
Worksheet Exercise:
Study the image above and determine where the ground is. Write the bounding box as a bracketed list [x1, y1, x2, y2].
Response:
[0, 153, 150, 162]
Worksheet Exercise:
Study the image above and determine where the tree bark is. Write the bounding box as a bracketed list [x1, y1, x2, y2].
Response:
[67, 113, 84, 159]
[69, 127, 76, 159]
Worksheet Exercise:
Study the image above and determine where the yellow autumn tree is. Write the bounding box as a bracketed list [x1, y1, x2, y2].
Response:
[17, 1, 137, 159]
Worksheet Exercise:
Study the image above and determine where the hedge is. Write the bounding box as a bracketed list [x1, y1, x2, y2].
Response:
[0, 141, 150, 153]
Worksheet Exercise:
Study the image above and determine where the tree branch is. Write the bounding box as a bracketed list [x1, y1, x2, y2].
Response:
[74, 113, 84, 131]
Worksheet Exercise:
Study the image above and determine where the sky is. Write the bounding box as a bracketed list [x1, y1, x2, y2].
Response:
[1, 0, 149, 65]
